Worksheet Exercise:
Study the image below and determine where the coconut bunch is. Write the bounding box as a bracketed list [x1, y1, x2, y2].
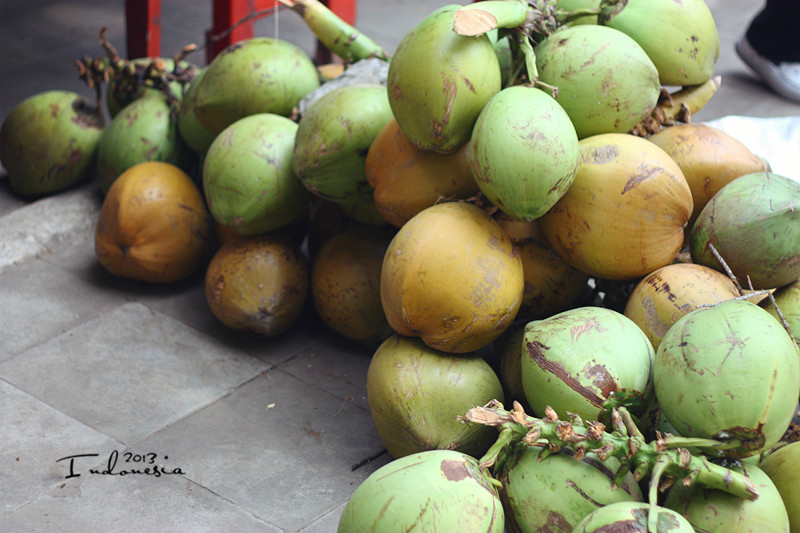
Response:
[264, 2, 800, 532]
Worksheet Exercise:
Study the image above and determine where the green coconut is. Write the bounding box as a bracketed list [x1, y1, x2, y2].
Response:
[177, 67, 218, 154]
[191, 37, 320, 136]
[654, 299, 800, 458]
[96, 94, 195, 194]
[534, 24, 660, 139]
[520, 306, 655, 423]
[690, 172, 800, 290]
[599, 0, 720, 86]
[292, 84, 393, 207]
[202, 113, 310, 236]
[664, 462, 790, 533]
[366, 334, 504, 460]
[0, 90, 104, 197]
[759, 442, 800, 532]
[387, 4, 502, 153]
[468, 85, 579, 221]
[337, 449, 504, 532]
[499, 446, 643, 533]
[574, 502, 696, 533]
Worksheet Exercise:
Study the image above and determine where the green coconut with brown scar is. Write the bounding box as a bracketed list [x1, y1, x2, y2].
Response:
[337, 449, 505, 532]
[498, 446, 643, 532]
[387, 4, 502, 153]
[520, 306, 655, 424]
[654, 299, 800, 459]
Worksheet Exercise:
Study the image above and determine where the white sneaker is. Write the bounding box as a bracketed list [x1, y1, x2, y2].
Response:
[735, 36, 800, 103]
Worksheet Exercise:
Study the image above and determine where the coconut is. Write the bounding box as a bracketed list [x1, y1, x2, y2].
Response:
[493, 215, 589, 321]
[0, 90, 104, 197]
[521, 306, 655, 423]
[599, 0, 720, 86]
[204, 233, 309, 337]
[365, 118, 478, 228]
[758, 442, 800, 532]
[690, 172, 800, 290]
[380, 201, 524, 353]
[623, 263, 740, 351]
[654, 299, 800, 458]
[366, 335, 504, 459]
[95, 161, 209, 283]
[534, 25, 660, 139]
[177, 67, 218, 154]
[311, 226, 395, 347]
[574, 502, 696, 533]
[647, 123, 769, 233]
[387, 4, 501, 153]
[337, 450, 504, 532]
[192, 37, 320, 136]
[664, 462, 790, 533]
[760, 278, 800, 347]
[468, 85, 580, 221]
[538, 133, 693, 281]
[202, 113, 310, 236]
[293, 84, 393, 209]
[499, 446, 643, 533]
[96, 94, 195, 194]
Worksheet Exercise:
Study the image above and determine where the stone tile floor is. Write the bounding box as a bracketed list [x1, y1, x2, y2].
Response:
[1, 0, 798, 531]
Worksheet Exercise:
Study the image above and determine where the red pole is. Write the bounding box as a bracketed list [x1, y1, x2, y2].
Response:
[125, 0, 162, 59]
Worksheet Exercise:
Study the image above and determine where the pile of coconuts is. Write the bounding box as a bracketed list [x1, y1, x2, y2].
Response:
[2, 0, 799, 531]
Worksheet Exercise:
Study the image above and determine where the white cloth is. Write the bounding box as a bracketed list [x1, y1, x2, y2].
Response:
[702, 115, 800, 182]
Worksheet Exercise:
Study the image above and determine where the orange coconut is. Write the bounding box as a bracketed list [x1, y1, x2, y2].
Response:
[95, 161, 210, 283]
[539, 133, 693, 280]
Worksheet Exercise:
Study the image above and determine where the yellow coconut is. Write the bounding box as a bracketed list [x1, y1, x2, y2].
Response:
[95, 161, 210, 283]
[623, 263, 740, 350]
[494, 213, 589, 320]
[380, 201, 524, 353]
[204, 233, 308, 337]
[539, 133, 693, 280]
[365, 118, 478, 228]
[311, 225, 396, 347]
[647, 123, 769, 233]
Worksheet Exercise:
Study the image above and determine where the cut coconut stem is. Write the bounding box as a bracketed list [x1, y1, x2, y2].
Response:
[630, 76, 721, 136]
[452, 0, 530, 36]
[276, 0, 388, 62]
[462, 400, 760, 501]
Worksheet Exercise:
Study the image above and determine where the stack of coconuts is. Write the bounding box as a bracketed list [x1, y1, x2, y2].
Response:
[2, 0, 799, 531]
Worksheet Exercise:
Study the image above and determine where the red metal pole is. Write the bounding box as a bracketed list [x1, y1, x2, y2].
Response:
[125, 0, 162, 59]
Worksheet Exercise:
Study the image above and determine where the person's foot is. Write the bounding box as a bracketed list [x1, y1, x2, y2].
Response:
[735, 36, 800, 103]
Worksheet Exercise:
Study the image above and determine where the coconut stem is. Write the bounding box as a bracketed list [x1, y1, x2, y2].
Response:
[464, 400, 760, 502]
[452, 0, 530, 36]
[705, 242, 793, 335]
[555, 7, 601, 24]
[276, 0, 388, 62]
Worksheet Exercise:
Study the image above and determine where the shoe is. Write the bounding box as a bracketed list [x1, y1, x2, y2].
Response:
[735, 36, 800, 103]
